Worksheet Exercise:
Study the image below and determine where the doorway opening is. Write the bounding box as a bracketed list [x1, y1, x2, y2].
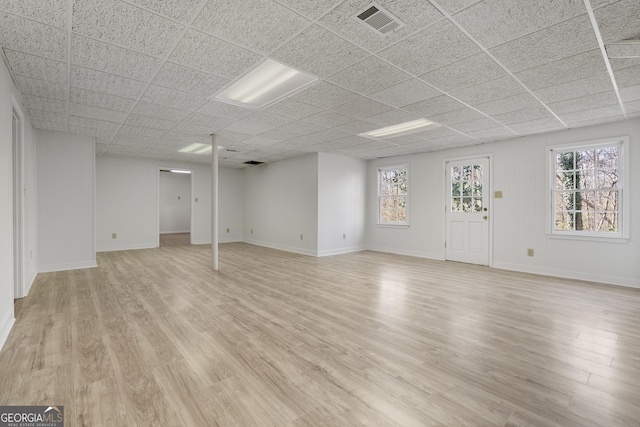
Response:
[444, 155, 492, 266]
[12, 105, 24, 299]
[159, 169, 193, 247]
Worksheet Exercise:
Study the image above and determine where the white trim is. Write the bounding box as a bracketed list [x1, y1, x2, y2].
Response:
[157, 166, 194, 246]
[97, 243, 156, 252]
[0, 312, 15, 352]
[159, 230, 191, 234]
[39, 260, 97, 273]
[10, 94, 26, 299]
[367, 245, 444, 261]
[243, 239, 318, 257]
[317, 246, 366, 257]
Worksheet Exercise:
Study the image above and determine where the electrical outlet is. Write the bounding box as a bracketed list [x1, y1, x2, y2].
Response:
[343, 233, 346, 239]
[226, 228, 229, 233]
[527, 248, 534, 257]
[300, 233, 303, 240]
[495, 191, 503, 198]
[112, 233, 117, 239]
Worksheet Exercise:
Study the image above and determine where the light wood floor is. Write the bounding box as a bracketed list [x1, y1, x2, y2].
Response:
[2, 243, 640, 426]
[159, 232, 190, 247]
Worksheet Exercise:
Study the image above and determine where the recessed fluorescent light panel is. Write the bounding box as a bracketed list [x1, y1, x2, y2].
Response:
[215, 59, 317, 108]
[169, 169, 191, 174]
[179, 143, 226, 155]
[359, 119, 437, 139]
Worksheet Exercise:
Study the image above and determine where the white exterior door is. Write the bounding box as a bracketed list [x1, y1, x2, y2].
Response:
[445, 157, 490, 266]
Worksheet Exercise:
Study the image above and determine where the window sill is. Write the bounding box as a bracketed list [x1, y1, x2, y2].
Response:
[377, 223, 410, 229]
[547, 233, 628, 244]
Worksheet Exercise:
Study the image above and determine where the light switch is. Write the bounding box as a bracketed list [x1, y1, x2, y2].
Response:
[494, 191, 503, 198]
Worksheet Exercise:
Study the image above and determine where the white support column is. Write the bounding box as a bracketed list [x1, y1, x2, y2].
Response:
[211, 134, 219, 270]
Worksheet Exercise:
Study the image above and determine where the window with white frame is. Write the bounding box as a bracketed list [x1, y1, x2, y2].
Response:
[378, 164, 408, 225]
[549, 137, 628, 238]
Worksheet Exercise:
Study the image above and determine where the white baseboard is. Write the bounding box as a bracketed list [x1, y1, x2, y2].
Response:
[0, 311, 15, 352]
[493, 261, 640, 289]
[243, 239, 318, 257]
[159, 230, 190, 234]
[24, 271, 37, 296]
[366, 245, 444, 261]
[39, 259, 98, 273]
[317, 246, 365, 257]
[97, 243, 156, 252]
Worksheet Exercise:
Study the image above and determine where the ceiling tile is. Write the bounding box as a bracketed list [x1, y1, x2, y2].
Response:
[21, 95, 67, 113]
[271, 25, 368, 78]
[427, 107, 487, 126]
[3, 50, 66, 83]
[244, 111, 293, 127]
[258, 128, 300, 141]
[182, 112, 234, 130]
[73, 0, 185, 57]
[548, 91, 619, 115]
[492, 106, 554, 125]
[223, 121, 274, 135]
[378, 20, 479, 76]
[369, 79, 440, 108]
[213, 130, 252, 144]
[70, 87, 136, 112]
[15, 76, 66, 100]
[31, 120, 67, 132]
[609, 57, 640, 71]
[295, 128, 351, 145]
[0, 12, 66, 61]
[289, 82, 359, 109]
[275, 120, 326, 136]
[70, 66, 147, 99]
[172, 121, 227, 136]
[560, 104, 623, 125]
[153, 62, 229, 96]
[612, 65, 640, 88]
[449, 117, 503, 133]
[533, 73, 613, 104]
[169, 29, 261, 79]
[327, 56, 410, 95]
[509, 117, 565, 135]
[0, 0, 66, 28]
[72, 35, 163, 81]
[449, 76, 525, 106]
[489, 15, 598, 72]
[125, 114, 177, 131]
[364, 109, 420, 127]
[274, 0, 342, 20]
[141, 84, 206, 111]
[625, 99, 640, 114]
[419, 52, 506, 93]
[331, 96, 393, 119]
[132, 101, 192, 121]
[620, 85, 640, 103]
[192, 0, 310, 55]
[68, 126, 115, 140]
[69, 103, 128, 122]
[263, 99, 323, 120]
[465, 126, 514, 140]
[118, 124, 165, 140]
[304, 110, 355, 128]
[474, 93, 542, 116]
[197, 100, 253, 120]
[335, 120, 378, 134]
[594, 0, 640, 44]
[68, 116, 119, 131]
[401, 95, 466, 117]
[126, 0, 204, 23]
[435, 0, 483, 14]
[452, 0, 585, 48]
[514, 50, 607, 91]
[319, 0, 443, 53]
[243, 136, 280, 147]
[28, 109, 66, 125]
[413, 126, 461, 140]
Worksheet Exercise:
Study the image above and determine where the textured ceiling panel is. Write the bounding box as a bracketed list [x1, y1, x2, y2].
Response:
[465, 125, 514, 140]
[435, 0, 483, 14]
[169, 30, 261, 79]
[72, 35, 163, 81]
[223, 121, 274, 135]
[192, 0, 310, 54]
[68, 125, 116, 140]
[0, 0, 66, 28]
[70, 87, 136, 112]
[474, 93, 542, 116]
[453, 0, 585, 48]
[514, 50, 607, 91]
[28, 109, 67, 125]
[419, 52, 506, 93]
[613, 65, 640, 88]
[21, 95, 67, 114]
[427, 107, 487, 126]
[289, 82, 359, 109]
[271, 25, 368, 78]
[533, 73, 613, 104]
[320, 0, 443, 53]
[0, 13, 66, 60]
[548, 91, 619, 115]
[492, 105, 554, 125]
[30, 120, 67, 132]
[243, 136, 280, 147]
[304, 110, 356, 128]
[243, 111, 293, 127]
[4, 50, 66, 83]
[14, 76, 66, 100]
[153, 62, 229, 96]
[127, 0, 204, 23]
[331, 96, 393, 119]
[70, 66, 147, 98]
[73, 0, 185, 57]
[132, 101, 192, 121]
[68, 116, 120, 131]
[378, 20, 479, 76]
[274, 0, 343, 20]
[364, 109, 420, 127]
[141, 84, 206, 111]
[257, 128, 300, 141]
[560, 104, 623, 125]
[69, 103, 128, 122]
[489, 15, 598, 72]
[118, 124, 166, 140]
[182, 112, 234, 130]
[402, 95, 466, 117]
[275, 120, 326, 136]
[620, 85, 640, 103]
[335, 120, 380, 134]
[508, 117, 565, 135]
[449, 117, 503, 133]
[197, 100, 253, 120]
[125, 114, 177, 131]
[327, 56, 410, 95]
[369, 78, 440, 108]
[449, 76, 525, 106]
[594, 0, 640, 44]
[263, 99, 324, 120]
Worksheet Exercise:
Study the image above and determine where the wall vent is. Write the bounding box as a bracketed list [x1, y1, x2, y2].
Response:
[354, 2, 405, 35]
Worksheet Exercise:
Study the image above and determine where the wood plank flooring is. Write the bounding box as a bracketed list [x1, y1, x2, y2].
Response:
[2, 243, 640, 426]
[159, 233, 190, 247]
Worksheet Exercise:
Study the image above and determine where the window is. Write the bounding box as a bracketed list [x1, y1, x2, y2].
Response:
[549, 137, 628, 239]
[378, 164, 408, 225]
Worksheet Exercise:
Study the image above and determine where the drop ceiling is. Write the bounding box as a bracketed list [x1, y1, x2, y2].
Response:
[1, 0, 639, 167]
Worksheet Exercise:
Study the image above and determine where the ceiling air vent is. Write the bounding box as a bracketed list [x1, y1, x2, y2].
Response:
[244, 160, 264, 165]
[354, 2, 405, 35]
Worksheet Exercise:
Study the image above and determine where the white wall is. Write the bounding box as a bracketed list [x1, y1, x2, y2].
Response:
[96, 155, 243, 250]
[159, 172, 191, 234]
[318, 153, 367, 256]
[243, 154, 319, 255]
[36, 130, 95, 272]
[367, 118, 640, 288]
[0, 57, 38, 349]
